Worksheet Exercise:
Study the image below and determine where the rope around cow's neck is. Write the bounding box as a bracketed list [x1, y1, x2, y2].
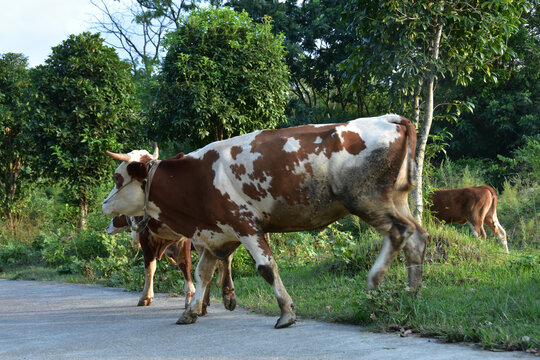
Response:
[130, 159, 161, 233]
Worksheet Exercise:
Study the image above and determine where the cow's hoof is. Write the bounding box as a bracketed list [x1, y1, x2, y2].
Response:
[138, 298, 153, 306]
[200, 305, 208, 316]
[176, 311, 198, 325]
[274, 313, 296, 329]
[223, 296, 236, 311]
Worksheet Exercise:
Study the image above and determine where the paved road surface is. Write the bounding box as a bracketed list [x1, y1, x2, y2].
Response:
[0, 279, 534, 360]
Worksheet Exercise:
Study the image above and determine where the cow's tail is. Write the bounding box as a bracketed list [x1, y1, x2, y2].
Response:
[389, 115, 418, 191]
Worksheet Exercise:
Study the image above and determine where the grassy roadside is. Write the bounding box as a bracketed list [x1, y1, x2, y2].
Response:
[2, 226, 538, 354]
[223, 250, 539, 353]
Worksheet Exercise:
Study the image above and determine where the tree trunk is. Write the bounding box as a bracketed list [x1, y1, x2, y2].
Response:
[79, 199, 89, 230]
[413, 82, 422, 129]
[412, 23, 443, 221]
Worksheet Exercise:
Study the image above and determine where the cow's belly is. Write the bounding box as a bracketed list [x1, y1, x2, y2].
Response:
[263, 199, 349, 232]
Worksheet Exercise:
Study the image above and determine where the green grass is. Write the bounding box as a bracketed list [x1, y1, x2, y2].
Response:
[224, 253, 539, 352]
[203, 224, 540, 354]
[1, 264, 91, 283]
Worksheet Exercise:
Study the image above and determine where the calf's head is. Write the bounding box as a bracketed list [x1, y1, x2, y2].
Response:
[102, 145, 158, 217]
[107, 215, 131, 235]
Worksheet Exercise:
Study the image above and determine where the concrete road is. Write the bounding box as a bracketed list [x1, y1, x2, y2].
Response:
[0, 279, 533, 360]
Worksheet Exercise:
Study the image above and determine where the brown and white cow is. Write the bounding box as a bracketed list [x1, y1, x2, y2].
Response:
[429, 185, 509, 253]
[102, 114, 428, 328]
[107, 215, 237, 312]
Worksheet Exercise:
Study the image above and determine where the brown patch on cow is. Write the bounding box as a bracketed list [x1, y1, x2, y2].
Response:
[230, 146, 243, 160]
[242, 183, 267, 201]
[127, 162, 149, 182]
[246, 125, 345, 205]
[170, 152, 184, 160]
[112, 215, 129, 228]
[257, 234, 273, 258]
[341, 131, 366, 155]
[257, 264, 275, 285]
[140, 154, 154, 163]
[147, 150, 258, 238]
[230, 163, 246, 180]
[304, 163, 313, 176]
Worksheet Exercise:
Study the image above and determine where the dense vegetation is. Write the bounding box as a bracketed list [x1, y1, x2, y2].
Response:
[0, 0, 538, 354]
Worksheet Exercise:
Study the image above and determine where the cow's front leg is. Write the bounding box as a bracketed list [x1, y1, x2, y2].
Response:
[242, 234, 295, 329]
[176, 248, 217, 325]
[403, 228, 428, 291]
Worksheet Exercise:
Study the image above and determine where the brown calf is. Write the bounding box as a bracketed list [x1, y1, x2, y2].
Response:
[107, 215, 236, 312]
[429, 185, 508, 253]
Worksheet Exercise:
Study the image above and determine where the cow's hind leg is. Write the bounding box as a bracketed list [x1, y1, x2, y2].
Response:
[242, 234, 295, 329]
[219, 252, 237, 311]
[485, 212, 509, 253]
[177, 249, 218, 325]
[366, 214, 420, 290]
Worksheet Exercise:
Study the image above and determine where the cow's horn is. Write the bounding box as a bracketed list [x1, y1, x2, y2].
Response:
[152, 142, 159, 160]
[106, 151, 131, 162]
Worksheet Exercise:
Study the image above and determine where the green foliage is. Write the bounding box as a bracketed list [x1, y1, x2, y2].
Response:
[0, 53, 34, 226]
[151, 8, 289, 147]
[29, 32, 140, 226]
[498, 180, 539, 249]
[228, 0, 364, 120]
[344, 0, 528, 92]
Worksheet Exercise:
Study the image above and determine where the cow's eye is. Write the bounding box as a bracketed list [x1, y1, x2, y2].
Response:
[114, 174, 124, 188]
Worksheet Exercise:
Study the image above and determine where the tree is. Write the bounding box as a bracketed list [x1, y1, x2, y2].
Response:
[150, 7, 289, 148]
[435, 8, 540, 162]
[0, 53, 33, 228]
[227, 0, 367, 122]
[91, 0, 204, 110]
[344, 0, 530, 220]
[30, 33, 140, 229]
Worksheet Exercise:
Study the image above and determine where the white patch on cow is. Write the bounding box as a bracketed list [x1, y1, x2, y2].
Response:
[147, 200, 162, 221]
[367, 236, 392, 289]
[283, 137, 300, 153]
[131, 231, 141, 248]
[467, 222, 479, 237]
[314, 136, 322, 144]
[191, 223, 238, 252]
[126, 149, 153, 162]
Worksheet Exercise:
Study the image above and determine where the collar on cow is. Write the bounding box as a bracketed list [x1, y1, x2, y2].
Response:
[130, 159, 161, 233]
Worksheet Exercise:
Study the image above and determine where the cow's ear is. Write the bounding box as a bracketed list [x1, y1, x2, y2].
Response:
[172, 152, 184, 159]
[126, 162, 148, 181]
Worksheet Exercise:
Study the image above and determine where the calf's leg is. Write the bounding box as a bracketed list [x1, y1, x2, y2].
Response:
[139, 258, 156, 306]
[138, 230, 156, 306]
[175, 239, 196, 308]
[485, 212, 509, 254]
[176, 249, 218, 325]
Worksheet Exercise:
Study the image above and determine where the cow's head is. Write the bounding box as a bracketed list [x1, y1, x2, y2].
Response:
[102, 144, 159, 217]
